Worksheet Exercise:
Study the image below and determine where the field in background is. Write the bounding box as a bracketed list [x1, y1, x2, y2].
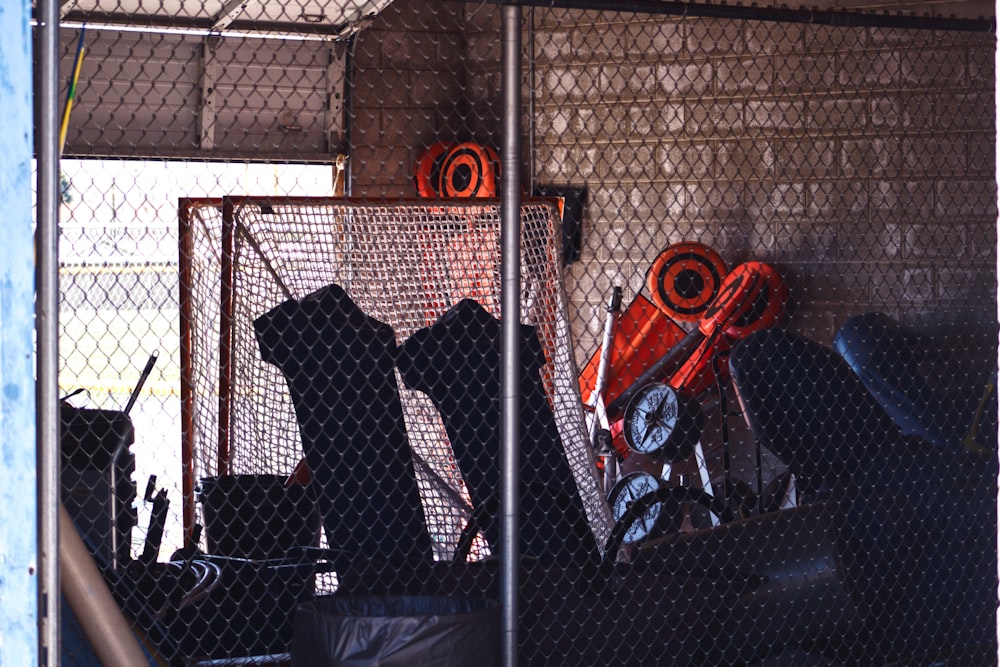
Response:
[57, 158, 332, 558]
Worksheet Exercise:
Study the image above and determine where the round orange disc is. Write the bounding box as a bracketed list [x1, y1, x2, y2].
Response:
[647, 241, 728, 322]
[415, 141, 452, 198]
[439, 142, 498, 198]
[724, 261, 789, 340]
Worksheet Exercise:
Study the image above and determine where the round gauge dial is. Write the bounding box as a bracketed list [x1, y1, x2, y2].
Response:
[607, 471, 664, 544]
[622, 382, 704, 463]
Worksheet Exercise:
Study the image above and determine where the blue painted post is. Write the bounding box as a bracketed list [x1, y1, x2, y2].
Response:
[0, 0, 39, 664]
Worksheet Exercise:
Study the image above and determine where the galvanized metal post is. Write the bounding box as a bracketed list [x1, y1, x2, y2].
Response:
[36, 0, 62, 664]
[995, 34, 1000, 667]
[500, 5, 522, 667]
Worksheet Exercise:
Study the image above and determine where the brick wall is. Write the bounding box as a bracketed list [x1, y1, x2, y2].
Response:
[351, 1, 499, 197]
[351, 2, 996, 363]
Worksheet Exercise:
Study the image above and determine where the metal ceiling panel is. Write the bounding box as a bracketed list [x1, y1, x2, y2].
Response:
[59, 28, 347, 160]
[56, 0, 396, 39]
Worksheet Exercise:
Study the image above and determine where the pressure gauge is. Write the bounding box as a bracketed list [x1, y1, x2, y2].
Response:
[607, 471, 665, 545]
[622, 382, 704, 463]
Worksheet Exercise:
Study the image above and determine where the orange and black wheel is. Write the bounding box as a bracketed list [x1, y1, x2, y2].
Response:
[724, 260, 788, 341]
[647, 241, 728, 322]
[438, 142, 498, 198]
[415, 141, 453, 198]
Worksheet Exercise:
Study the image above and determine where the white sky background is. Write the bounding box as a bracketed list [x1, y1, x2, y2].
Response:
[57, 158, 333, 558]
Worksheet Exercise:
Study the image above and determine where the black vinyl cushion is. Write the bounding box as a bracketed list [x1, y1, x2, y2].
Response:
[728, 328, 904, 498]
[729, 328, 997, 659]
[398, 299, 596, 563]
[834, 311, 998, 453]
[255, 283, 434, 561]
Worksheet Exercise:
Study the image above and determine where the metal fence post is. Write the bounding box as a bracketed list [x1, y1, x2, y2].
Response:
[501, 5, 523, 666]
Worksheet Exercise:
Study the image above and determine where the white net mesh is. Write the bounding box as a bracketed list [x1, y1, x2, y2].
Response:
[181, 196, 613, 559]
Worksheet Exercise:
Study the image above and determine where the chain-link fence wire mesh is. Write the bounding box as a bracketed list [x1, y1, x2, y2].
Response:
[50, 0, 996, 664]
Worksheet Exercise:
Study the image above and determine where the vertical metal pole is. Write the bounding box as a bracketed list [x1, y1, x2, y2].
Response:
[178, 199, 197, 545]
[500, 6, 522, 667]
[218, 196, 235, 476]
[525, 7, 536, 194]
[36, 0, 62, 663]
[994, 31, 1000, 667]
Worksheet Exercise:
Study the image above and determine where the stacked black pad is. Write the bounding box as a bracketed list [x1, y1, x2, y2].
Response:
[397, 298, 596, 563]
[729, 328, 996, 662]
[255, 283, 433, 562]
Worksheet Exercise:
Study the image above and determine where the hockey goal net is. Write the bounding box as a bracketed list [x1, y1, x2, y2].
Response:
[179, 196, 612, 559]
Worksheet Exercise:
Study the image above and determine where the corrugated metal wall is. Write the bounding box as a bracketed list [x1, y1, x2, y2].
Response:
[61, 30, 346, 159]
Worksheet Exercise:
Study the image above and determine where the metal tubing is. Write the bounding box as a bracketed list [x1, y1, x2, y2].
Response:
[61, 0, 995, 33]
[57, 15, 364, 39]
[36, 0, 62, 662]
[455, 0, 993, 32]
[59, 504, 153, 667]
[588, 287, 623, 438]
[343, 35, 357, 197]
[178, 199, 198, 545]
[525, 7, 535, 194]
[217, 196, 236, 476]
[500, 6, 522, 667]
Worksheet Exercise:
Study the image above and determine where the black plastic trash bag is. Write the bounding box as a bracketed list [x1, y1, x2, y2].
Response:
[291, 595, 499, 667]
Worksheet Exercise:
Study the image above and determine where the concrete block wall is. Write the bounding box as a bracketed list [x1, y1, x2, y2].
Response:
[351, 1, 500, 197]
[350, 2, 996, 366]
[531, 13, 996, 357]
[349, 1, 465, 195]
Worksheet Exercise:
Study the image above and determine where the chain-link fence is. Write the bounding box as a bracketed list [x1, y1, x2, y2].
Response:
[50, 0, 996, 665]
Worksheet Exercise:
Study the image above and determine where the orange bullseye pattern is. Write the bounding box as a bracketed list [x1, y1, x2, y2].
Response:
[438, 142, 498, 198]
[646, 241, 728, 322]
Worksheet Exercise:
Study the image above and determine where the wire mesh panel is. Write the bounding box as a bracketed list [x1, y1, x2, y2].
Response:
[47, 0, 997, 665]
[509, 7, 996, 667]
[180, 196, 612, 560]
